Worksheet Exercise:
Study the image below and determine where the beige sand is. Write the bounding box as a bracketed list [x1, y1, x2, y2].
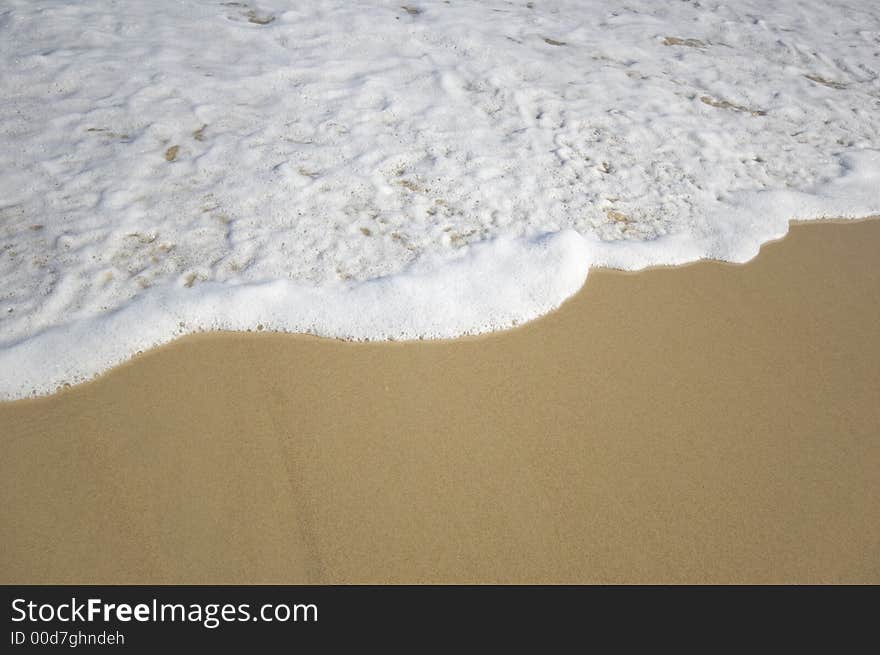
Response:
[2, 219, 879, 584]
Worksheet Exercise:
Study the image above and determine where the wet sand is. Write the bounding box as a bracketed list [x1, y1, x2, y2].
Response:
[2, 219, 879, 583]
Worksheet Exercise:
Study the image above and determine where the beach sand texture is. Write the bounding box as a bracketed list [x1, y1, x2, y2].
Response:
[2, 219, 879, 584]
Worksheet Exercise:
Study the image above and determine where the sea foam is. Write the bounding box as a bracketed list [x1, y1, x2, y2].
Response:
[1, 0, 879, 398]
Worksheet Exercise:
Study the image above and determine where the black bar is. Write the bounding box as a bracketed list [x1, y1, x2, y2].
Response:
[1, 585, 874, 650]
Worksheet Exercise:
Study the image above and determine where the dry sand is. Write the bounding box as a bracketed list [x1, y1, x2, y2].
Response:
[2, 219, 879, 584]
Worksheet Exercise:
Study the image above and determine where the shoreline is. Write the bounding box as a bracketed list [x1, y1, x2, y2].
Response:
[3, 216, 878, 404]
[2, 218, 879, 583]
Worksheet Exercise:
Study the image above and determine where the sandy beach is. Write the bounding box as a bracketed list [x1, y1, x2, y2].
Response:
[2, 218, 878, 584]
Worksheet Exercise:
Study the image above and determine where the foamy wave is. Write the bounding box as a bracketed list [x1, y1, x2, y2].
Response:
[1, 0, 879, 398]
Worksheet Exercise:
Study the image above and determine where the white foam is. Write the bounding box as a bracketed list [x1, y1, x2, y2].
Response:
[1, 1, 879, 398]
[0, 231, 592, 396]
